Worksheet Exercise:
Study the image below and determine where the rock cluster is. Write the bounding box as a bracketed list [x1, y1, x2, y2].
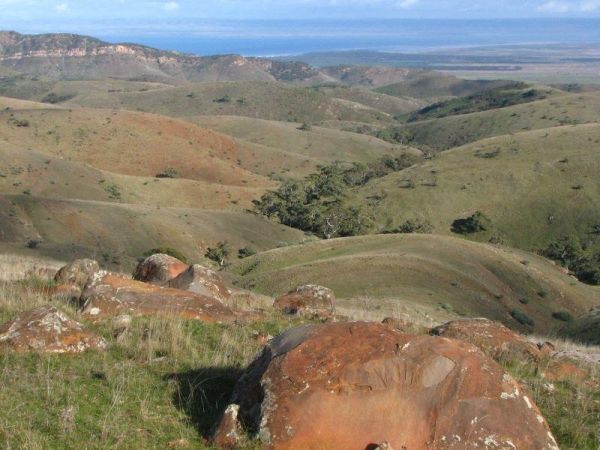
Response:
[273, 284, 335, 318]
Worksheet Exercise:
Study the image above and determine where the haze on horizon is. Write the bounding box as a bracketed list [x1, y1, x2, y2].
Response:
[2, 0, 600, 22]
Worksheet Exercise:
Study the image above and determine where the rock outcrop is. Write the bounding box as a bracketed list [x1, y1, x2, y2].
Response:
[0, 306, 107, 353]
[273, 284, 335, 318]
[168, 264, 231, 303]
[133, 254, 189, 286]
[213, 322, 558, 450]
[431, 318, 543, 361]
[54, 258, 100, 289]
[80, 271, 236, 323]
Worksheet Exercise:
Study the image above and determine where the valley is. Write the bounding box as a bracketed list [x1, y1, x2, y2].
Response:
[0, 29, 598, 450]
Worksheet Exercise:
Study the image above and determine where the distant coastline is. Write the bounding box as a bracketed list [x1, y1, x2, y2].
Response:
[3, 18, 600, 57]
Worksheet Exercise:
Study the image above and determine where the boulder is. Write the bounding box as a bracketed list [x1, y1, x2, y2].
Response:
[542, 361, 588, 384]
[133, 254, 189, 285]
[430, 318, 542, 361]
[80, 271, 237, 323]
[0, 306, 107, 353]
[168, 264, 231, 303]
[213, 322, 558, 450]
[273, 284, 335, 318]
[54, 258, 100, 289]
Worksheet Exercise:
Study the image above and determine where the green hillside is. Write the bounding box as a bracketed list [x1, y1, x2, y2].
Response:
[0, 194, 308, 270]
[377, 91, 600, 151]
[229, 234, 600, 334]
[351, 124, 600, 253]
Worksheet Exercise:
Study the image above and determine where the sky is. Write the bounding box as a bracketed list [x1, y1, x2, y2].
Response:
[2, 0, 600, 21]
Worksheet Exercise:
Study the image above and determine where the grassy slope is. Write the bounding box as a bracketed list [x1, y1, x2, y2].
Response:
[191, 115, 420, 177]
[0, 107, 271, 188]
[311, 84, 426, 116]
[375, 74, 518, 100]
[0, 142, 274, 211]
[229, 234, 599, 334]
[397, 91, 600, 151]
[36, 80, 395, 125]
[0, 194, 308, 270]
[351, 124, 600, 253]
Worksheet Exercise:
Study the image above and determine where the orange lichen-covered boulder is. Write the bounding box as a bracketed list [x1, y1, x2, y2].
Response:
[431, 318, 543, 361]
[542, 361, 588, 384]
[133, 254, 189, 285]
[273, 285, 335, 318]
[79, 271, 236, 323]
[168, 264, 231, 303]
[54, 258, 100, 289]
[0, 306, 107, 354]
[213, 322, 559, 450]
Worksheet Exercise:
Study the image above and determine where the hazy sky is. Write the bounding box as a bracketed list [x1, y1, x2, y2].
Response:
[2, 0, 600, 21]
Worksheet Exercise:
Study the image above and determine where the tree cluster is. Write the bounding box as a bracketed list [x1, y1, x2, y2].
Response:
[254, 155, 416, 239]
[541, 236, 600, 285]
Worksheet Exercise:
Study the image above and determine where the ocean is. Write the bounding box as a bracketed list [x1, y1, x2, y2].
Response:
[9, 19, 600, 57]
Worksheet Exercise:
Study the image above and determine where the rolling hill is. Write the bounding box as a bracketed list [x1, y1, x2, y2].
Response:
[0, 193, 308, 269]
[0, 105, 272, 187]
[350, 124, 600, 253]
[378, 90, 600, 151]
[191, 115, 420, 176]
[228, 234, 600, 334]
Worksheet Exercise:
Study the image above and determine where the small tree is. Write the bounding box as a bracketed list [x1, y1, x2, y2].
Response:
[238, 247, 257, 259]
[205, 241, 230, 267]
[451, 211, 491, 234]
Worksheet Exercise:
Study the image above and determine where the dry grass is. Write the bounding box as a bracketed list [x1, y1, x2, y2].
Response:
[0, 253, 64, 282]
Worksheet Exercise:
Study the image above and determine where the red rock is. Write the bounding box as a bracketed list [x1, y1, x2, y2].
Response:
[542, 361, 588, 384]
[54, 258, 100, 289]
[168, 264, 231, 302]
[213, 322, 558, 450]
[80, 271, 236, 323]
[133, 254, 189, 285]
[431, 318, 542, 361]
[273, 284, 335, 318]
[0, 306, 106, 353]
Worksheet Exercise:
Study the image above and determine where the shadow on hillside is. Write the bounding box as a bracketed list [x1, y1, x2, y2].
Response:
[165, 366, 244, 439]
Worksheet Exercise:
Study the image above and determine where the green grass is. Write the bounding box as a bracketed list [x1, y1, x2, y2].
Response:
[0, 279, 303, 449]
[352, 124, 600, 254]
[501, 358, 599, 450]
[377, 90, 600, 151]
[227, 234, 600, 334]
[404, 83, 547, 122]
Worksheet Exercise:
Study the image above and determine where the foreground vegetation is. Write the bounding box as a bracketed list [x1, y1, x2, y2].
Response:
[0, 275, 597, 449]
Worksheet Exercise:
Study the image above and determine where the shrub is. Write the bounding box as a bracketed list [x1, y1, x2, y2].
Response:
[552, 311, 573, 322]
[383, 218, 433, 234]
[238, 247, 257, 259]
[214, 95, 231, 103]
[511, 309, 534, 327]
[25, 239, 42, 249]
[104, 183, 122, 200]
[298, 122, 312, 131]
[205, 241, 230, 267]
[451, 211, 491, 234]
[155, 168, 179, 179]
[142, 247, 188, 263]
